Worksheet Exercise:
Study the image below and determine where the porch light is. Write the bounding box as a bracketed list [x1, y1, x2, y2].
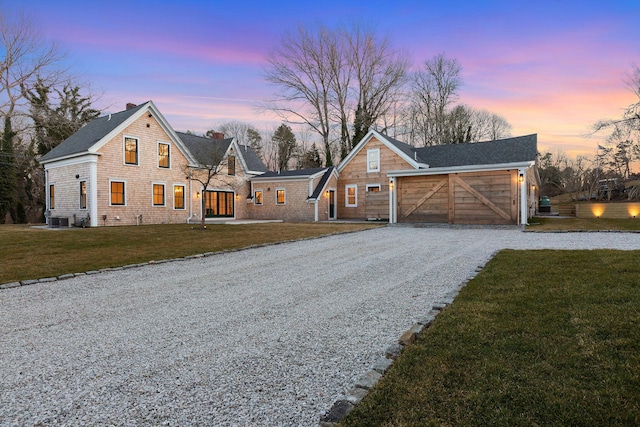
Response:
[196, 192, 201, 199]
[389, 181, 394, 190]
[518, 173, 524, 183]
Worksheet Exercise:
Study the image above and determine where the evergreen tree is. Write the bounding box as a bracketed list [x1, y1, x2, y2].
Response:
[299, 143, 323, 169]
[0, 117, 17, 223]
[247, 127, 263, 161]
[273, 124, 297, 171]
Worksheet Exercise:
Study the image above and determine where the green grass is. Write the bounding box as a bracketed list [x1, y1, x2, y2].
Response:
[0, 222, 380, 283]
[340, 250, 640, 426]
[527, 217, 640, 231]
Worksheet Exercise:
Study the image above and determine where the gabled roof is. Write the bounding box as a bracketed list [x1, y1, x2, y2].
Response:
[253, 167, 327, 180]
[39, 101, 196, 165]
[238, 145, 269, 173]
[337, 129, 425, 172]
[176, 131, 233, 165]
[415, 134, 537, 167]
[308, 167, 336, 200]
[39, 103, 148, 162]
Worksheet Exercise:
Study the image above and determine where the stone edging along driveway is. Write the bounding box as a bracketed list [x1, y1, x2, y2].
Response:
[2, 227, 639, 426]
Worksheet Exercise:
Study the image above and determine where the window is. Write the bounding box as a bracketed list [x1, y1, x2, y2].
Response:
[110, 181, 125, 205]
[228, 155, 236, 176]
[153, 183, 165, 206]
[80, 181, 87, 209]
[205, 191, 234, 217]
[124, 137, 138, 165]
[345, 184, 357, 207]
[158, 142, 170, 168]
[276, 188, 285, 205]
[49, 184, 55, 209]
[173, 185, 185, 210]
[254, 190, 263, 205]
[367, 148, 380, 172]
[366, 184, 381, 192]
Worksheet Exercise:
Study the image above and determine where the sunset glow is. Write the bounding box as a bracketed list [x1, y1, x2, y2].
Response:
[15, 0, 640, 158]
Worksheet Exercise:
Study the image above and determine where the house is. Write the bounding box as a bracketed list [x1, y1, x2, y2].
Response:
[336, 130, 539, 225]
[247, 167, 338, 222]
[39, 101, 266, 227]
[40, 101, 538, 227]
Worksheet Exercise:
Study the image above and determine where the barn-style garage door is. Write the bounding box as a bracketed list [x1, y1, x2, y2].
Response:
[397, 171, 517, 224]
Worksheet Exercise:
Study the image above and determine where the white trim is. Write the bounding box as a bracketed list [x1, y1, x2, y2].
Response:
[173, 184, 186, 210]
[275, 188, 286, 205]
[152, 182, 166, 207]
[327, 188, 337, 220]
[345, 184, 357, 207]
[79, 180, 88, 210]
[254, 189, 263, 205]
[251, 175, 312, 182]
[89, 159, 98, 226]
[387, 161, 535, 177]
[366, 183, 381, 192]
[157, 141, 171, 169]
[367, 148, 380, 173]
[109, 179, 127, 206]
[123, 135, 139, 166]
[337, 129, 421, 173]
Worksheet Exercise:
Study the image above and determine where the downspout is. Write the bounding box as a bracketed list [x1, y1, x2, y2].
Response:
[44, 167, 49, 225]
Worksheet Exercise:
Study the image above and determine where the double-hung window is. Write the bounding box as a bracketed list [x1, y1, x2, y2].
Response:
[367, 148, 380, 172]
[124, 137, 138, 165]
[80, 181, 87, 209]
[254, 190, 263, 205]
[158, 142, 170, 168]
[228, 155, 236, 176]
[153, 183, 165, 206]
[110, 181, 125, 205]
[276, 189, 285, 205]
[174, 185, 185, 210]
[345, 184, 357, 207]
[49, 184, 55, 209]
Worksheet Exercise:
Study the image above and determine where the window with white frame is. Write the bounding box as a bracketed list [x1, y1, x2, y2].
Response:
[80, 181, 87, 209]
[367, 148, 380, 172]
[276, 188, 285, 205]
[254, 190, 263, 205]
[345, 184, 357, 207]
[158, 142, 170, 168]
[366, 184, 381, 192]
[110, 180, 126, 206]
[124, 136, 138, 165]
[49, 184, 55, 209]
[173, 184, 185, 210]
[153, 183, 165, 206]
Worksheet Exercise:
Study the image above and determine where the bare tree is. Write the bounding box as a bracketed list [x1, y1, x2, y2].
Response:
[264, 24, 334, 166]
[0, 9, 65, 223]
[264, 22, 409, 164]
[409, 53, 462, 146]
[181, 135, 237, 230]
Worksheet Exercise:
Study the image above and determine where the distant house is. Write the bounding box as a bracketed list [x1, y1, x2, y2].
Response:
[39, 101, 538, 227]
[337, 130, 539, 225]
[39, 101, 266, 227]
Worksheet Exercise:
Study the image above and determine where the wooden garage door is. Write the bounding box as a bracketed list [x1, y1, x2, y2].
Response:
[398, 171, 517, 224]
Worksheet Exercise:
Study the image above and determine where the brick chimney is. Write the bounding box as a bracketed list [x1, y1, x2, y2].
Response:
[126, 103, 137, 110]
[211, 132, 225, 140]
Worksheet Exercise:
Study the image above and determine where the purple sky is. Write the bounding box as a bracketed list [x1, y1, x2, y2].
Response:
[14, 0, 640, 157]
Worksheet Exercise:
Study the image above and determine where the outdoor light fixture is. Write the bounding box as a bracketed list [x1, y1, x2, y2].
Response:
[518, 173, 524, 183]
[196, 192, 201, 199]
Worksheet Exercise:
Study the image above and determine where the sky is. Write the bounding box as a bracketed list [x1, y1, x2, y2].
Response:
[10, 0, 640, 158]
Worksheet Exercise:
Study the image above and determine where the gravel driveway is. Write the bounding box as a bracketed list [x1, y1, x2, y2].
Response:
[1, 227, 639, 426]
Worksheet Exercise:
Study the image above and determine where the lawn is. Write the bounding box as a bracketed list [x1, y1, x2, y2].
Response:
[527, 217, 640, 231]
[341, 250, 640, 426]
[0, 222, 380, 284]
